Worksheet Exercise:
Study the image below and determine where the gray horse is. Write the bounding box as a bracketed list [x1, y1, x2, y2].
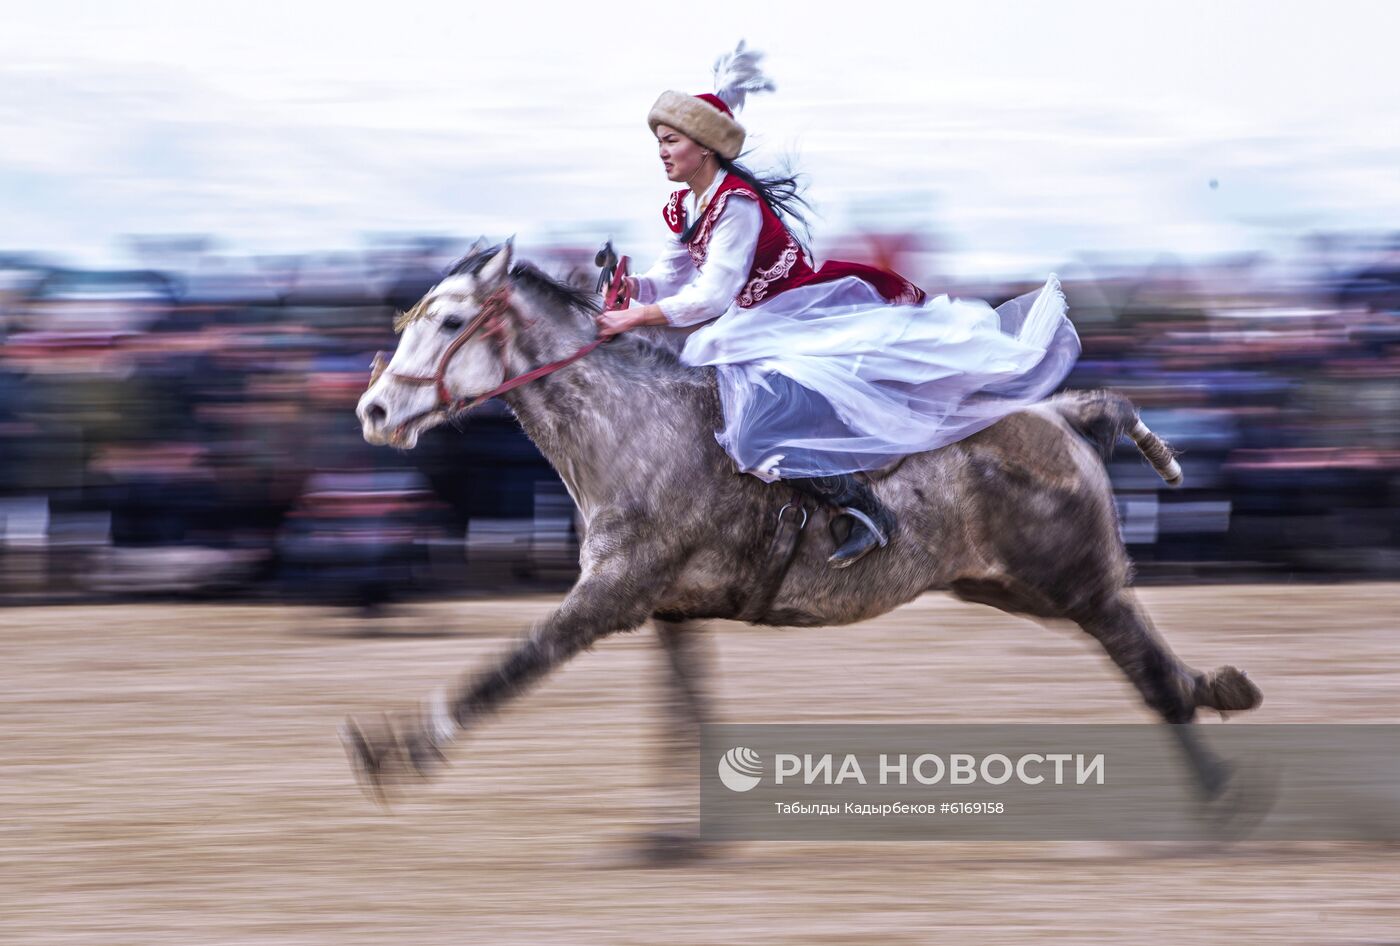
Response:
[347, 240, 1262, 846]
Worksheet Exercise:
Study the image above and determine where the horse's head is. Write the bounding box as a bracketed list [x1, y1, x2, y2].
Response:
[358, 241, 516, 449]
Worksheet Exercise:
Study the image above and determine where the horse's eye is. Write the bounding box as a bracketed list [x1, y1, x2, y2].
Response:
[441, 316, 464, 333]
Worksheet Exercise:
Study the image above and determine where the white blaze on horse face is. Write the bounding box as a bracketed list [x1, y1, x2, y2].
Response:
[356, 274, 507, 449]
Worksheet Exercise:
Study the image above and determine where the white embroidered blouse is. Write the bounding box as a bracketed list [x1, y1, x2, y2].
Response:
[632, 169, 763, 328]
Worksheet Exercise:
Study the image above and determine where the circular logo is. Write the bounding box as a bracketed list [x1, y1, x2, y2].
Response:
[718, 746, 763, 792]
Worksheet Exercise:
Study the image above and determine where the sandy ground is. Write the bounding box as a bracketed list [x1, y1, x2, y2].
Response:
[3, 585, 1400, 944]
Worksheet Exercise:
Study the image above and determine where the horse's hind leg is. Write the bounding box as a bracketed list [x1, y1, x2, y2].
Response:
[1075, 591, 1262, 722]
[1075, 591, 1199, 724]
[1073, 590, 1262, 795]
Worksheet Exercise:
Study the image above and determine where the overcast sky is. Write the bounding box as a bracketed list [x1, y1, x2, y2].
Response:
[2, 0, 1396, 275]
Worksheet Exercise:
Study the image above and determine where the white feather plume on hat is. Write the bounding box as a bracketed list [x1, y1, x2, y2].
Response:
[648, 40, 776, 160]
[712, 39, 775, 113]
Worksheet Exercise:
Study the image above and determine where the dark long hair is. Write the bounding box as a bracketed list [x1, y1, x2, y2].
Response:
[679, 156, 812, 254]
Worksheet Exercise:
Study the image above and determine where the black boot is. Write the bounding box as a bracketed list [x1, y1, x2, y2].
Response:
[785, 474, 896, 569]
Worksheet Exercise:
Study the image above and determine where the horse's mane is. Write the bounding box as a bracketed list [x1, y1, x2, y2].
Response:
[451, 245, 602, 317]
[395, 243, 599, 332]
[396, 244, 700, 383]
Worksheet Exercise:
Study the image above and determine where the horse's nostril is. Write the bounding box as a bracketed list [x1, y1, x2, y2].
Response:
[365, 403, 388, 426]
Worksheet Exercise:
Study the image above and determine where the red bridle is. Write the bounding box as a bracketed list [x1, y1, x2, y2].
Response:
[369, 285, 609, 442]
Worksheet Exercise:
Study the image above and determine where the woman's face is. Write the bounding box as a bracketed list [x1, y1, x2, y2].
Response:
[655, 124, 708, 183]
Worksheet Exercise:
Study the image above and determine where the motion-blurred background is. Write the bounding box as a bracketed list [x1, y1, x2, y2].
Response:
[3, 0, 1397, 606]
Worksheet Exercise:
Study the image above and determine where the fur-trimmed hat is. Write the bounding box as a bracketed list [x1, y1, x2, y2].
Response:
[647, 41, 775, 161]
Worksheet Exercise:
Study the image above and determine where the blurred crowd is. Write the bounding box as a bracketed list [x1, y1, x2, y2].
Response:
[1, 231, 1397, 604]
[1058, 234, 1400, 581]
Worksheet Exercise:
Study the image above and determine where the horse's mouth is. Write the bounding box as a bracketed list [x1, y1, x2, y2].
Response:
[383, 408, 448, 450]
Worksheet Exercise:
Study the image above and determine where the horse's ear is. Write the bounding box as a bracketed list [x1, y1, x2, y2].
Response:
[464, 236, 488, 257]
[477, 237, 514, 288]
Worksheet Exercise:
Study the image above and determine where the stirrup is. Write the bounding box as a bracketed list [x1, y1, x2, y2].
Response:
[838, 506, 889, 547]
[828, 505, 889, 569]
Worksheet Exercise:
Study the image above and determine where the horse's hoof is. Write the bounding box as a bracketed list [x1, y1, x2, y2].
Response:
[631, 831, 715, 867]
[340, 715, 393, 808]
[340, 709, 448, 806]
[1197, 666, 1263, 716]
[1199, 759, 1278, 841]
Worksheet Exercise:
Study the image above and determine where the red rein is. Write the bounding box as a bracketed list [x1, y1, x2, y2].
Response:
[377, 272, 630, 442]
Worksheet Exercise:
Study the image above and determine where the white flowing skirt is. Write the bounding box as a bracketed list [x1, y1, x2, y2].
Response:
[678, 274, 1080, 479]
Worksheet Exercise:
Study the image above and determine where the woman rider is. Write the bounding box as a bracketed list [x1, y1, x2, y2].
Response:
[596, 43, 1080, 568]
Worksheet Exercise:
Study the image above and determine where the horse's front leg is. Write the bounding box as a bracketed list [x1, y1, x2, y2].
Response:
[637, 619, 713, 863]
[341, 559, 672, 802]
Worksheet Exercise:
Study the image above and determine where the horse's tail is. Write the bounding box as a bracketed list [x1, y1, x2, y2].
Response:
[1050, 390, 1183, 487]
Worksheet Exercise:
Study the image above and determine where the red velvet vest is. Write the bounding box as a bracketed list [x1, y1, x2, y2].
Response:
[663, 174, 925, 308]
